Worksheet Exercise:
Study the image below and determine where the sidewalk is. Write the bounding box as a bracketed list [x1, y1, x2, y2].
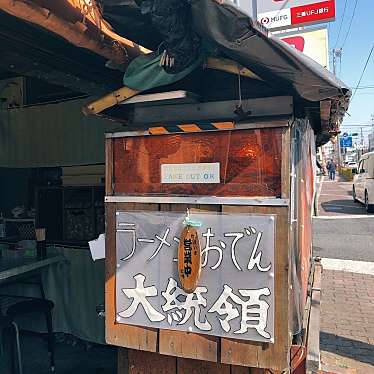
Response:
[320, 269, 374, 373]
[316, 175, 367, 216]
[315, 175, 374, 373]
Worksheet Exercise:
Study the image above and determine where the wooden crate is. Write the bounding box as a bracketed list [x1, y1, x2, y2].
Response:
[105, 124, 301, 373]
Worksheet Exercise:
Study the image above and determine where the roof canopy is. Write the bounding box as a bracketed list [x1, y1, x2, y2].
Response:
[1, 1, 349, 143]
[89, 0, 350, 143]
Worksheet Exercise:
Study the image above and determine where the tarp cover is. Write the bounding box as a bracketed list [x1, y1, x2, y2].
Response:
[108, 0, 350, 104]
[189, 0, 350, 102]
[124, 51, 202, 91]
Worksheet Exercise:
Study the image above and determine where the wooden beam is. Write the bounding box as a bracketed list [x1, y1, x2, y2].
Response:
[83, 57, 264, 115]
[206, 57, 263, 81]
[0, 50, 109, 94]
[66, 0, 150, 55]
[82, 86, 140, 115]
[129, 96, 293, 125]
[0, 0, 147, 65]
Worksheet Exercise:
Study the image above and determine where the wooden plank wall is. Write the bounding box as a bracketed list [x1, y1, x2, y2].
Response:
[119, 348, 278, 373]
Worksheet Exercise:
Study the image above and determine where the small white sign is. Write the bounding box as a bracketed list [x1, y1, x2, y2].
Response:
[161, 163, 220, 184]
[89, 233, 106, 261]
[258, 9, 291, 30]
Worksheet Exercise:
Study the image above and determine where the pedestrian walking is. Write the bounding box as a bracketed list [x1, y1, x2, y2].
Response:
[327, 159, 336, 180]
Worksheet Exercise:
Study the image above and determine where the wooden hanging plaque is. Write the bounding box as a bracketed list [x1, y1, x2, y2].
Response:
[178, 226, 201, 293]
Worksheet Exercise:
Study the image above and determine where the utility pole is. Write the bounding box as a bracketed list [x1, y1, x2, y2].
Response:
[370, 114, 374, 152]
[332, 48, 343, 166]
[332, 48, 342, 77]
[359, 127, 364, 158]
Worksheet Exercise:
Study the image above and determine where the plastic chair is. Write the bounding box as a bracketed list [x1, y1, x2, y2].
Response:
[0, 314, 23, 374]
[7, 299, 55, 372]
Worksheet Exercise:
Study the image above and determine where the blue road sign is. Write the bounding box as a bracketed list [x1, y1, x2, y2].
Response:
[340, 136, 353, 148]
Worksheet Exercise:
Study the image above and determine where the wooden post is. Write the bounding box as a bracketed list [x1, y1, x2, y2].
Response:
[35, 227, 46, 259]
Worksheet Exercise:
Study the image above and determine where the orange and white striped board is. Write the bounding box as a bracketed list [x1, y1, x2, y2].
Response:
[148, 122, 235, 135]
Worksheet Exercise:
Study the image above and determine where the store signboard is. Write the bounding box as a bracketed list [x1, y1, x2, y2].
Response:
[115, 211, 275, 343]
[258, 0, 335, 30]
[279, 27, 329, 68]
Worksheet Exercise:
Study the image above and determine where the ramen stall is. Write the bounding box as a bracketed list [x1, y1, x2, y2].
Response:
[83, 2, 350, 372]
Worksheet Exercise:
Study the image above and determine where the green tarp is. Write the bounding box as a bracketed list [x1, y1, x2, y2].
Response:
[123, 52, 202, 91]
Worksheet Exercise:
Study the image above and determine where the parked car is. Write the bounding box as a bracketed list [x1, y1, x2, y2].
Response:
[346, 161, 358, 170]
[352, 152, 374, 213]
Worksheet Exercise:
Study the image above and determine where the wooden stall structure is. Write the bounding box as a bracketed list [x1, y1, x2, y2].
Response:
[102, 95, 320, 373]
[78, 3, 350, 372]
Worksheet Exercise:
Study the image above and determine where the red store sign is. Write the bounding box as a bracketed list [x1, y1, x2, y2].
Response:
[291, 0, 335, 26]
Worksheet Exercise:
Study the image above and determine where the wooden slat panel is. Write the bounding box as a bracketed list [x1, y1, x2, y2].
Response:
[281, 127, 291, 199]
[231, 365, 251, 373]
[160, 331, 219, 363]
[116, 202, 160, 211]
[158, 203, 220, 362]
[117, 348, 128, 374]
[105, 202, 159, 351]
[105, 138, 114, 196]
[220, 338, 261, 369]
[220, 206, 290, 372]
[177, 358, 230, 374]
[127, 350, 177, 374]
[250, 369, 265, 374]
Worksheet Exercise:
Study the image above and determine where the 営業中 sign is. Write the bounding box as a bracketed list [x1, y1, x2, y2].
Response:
[115, 211, 275, 343]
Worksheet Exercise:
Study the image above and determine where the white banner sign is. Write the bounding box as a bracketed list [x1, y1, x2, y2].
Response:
[115, 211, 275, 343]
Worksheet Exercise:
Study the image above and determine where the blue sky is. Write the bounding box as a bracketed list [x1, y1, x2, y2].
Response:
[327, 0, 374, 140]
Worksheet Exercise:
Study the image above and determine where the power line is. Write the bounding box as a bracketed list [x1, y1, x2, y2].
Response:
[333, 0, 348, 49]
[340, 0, 359, 49]
[341, 124, 373, 128]
[351, 44, 374, 102]
[354, 85, 374, 90]
[355, 92, 374, 97]
[339, 124, 373, 128]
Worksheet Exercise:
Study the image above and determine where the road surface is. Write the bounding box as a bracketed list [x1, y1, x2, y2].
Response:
[313, 176, 374, 262]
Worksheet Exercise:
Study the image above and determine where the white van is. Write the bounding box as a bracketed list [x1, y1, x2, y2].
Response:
[353, 152, 374, 213]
